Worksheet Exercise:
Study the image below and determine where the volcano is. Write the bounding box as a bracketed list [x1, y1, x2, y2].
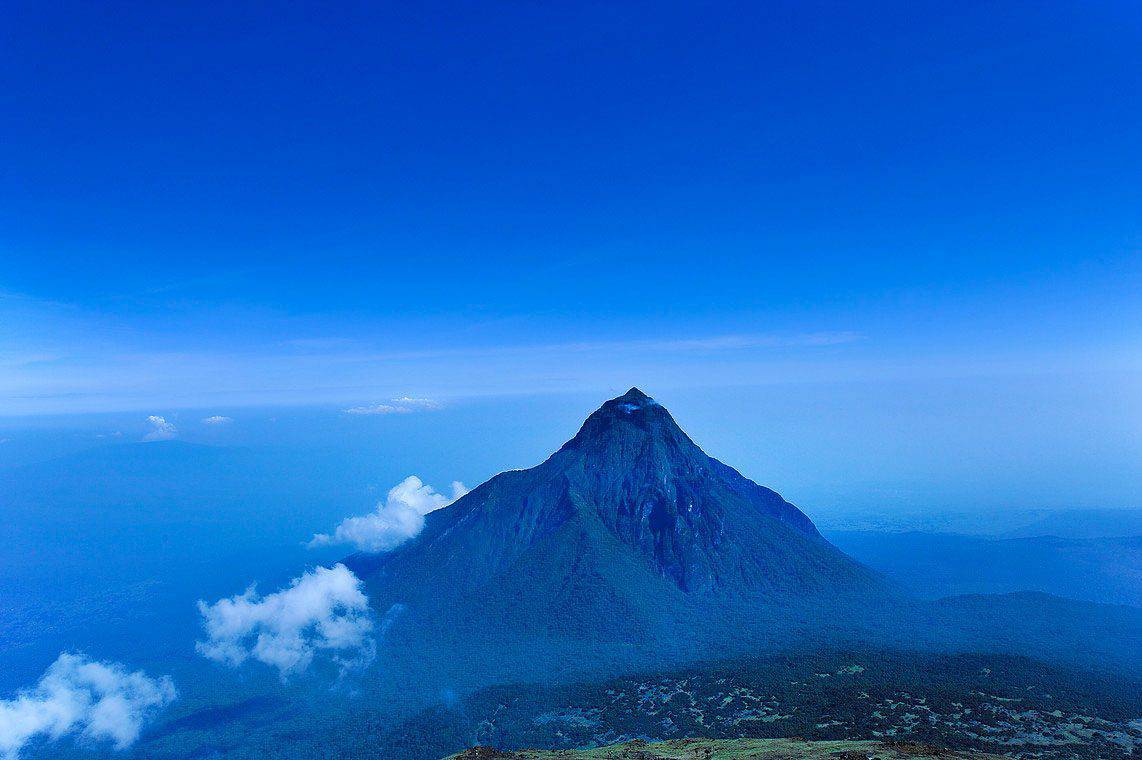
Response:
[348, 389, 889, 653]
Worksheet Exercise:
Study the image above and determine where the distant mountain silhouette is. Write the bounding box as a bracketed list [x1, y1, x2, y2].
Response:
[827, 530, 1142, 607]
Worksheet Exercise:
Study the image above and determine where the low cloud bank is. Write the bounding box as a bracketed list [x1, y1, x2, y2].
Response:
[343, 397, 440, 415]
[196, 564, 374, 680]
[309, 476, 468, 552]
[142, 415, 176, 441]
[0, 653, 176, 760]
[201, 415, 232, 425]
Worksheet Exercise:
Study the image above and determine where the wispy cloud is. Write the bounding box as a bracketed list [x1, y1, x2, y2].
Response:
[279, 337, 359, 350]
[343, 397, 441, 415]
[196, 564, 374, 680]
[546, 331, 866, 354]
[306, 332, 867, 365]
[201, 415, 232, 425]
[0, 653, 176, 760]
[0, 294, 877, 415]
[309, 476, 468, 552]
[142, 415, 177, 441]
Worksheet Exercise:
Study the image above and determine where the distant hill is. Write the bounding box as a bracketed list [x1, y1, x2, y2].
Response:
[818, 507, 1142, 539]
[1002, 508, 1142, 539]
[827, 530, 1142, 607]
[931, 591, 1142, 667]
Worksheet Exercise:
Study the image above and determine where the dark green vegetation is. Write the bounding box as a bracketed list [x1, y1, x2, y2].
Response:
[448, 736, 1004, 758]
[412, 651, 1140, 760]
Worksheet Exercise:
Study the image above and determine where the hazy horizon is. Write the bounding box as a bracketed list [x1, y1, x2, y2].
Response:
[3, 382, 1138, 515]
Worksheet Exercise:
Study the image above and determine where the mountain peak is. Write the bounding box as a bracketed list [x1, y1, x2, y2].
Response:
[562, 387, 688, 454]
[534, 388, 832, 592]
[617, 386, 651, 403]
[599, 387, 657, 415]
[604, 387, 661, 415]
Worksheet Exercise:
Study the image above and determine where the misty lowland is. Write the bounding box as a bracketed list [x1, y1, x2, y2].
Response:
[5, 3, 1141, 759]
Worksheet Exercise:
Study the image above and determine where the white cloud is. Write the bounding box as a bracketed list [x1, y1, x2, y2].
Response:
[343, 403, 409, 415]
[0, 653, 176, 760]
[391, 396, 440, 409]
[308, 476, 468, 553]
[343, 397, 441, 415]
[196, 564, 374, 680]
[201, 415, 232, 425]
[142, 415, 176, 441]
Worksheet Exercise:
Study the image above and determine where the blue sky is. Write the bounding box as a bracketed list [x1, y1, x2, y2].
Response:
[1, 2, 1139, 508]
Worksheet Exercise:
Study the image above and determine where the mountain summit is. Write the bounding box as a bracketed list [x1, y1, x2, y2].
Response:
[350, 389, 885, 649]
[550, 387, 824, 592]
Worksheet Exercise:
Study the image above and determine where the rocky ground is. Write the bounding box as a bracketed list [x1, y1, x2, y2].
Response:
[396, 651, 1142, 760]
[447, 737, 1005, 758]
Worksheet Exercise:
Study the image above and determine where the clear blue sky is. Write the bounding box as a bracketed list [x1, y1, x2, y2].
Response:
[1, 2, 1139, 508]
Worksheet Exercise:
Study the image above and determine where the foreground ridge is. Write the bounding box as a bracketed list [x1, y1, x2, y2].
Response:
[447, 737, 1003, 759]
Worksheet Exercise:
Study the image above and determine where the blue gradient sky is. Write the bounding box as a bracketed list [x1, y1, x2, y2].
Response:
[1, 2, 1139, 508]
